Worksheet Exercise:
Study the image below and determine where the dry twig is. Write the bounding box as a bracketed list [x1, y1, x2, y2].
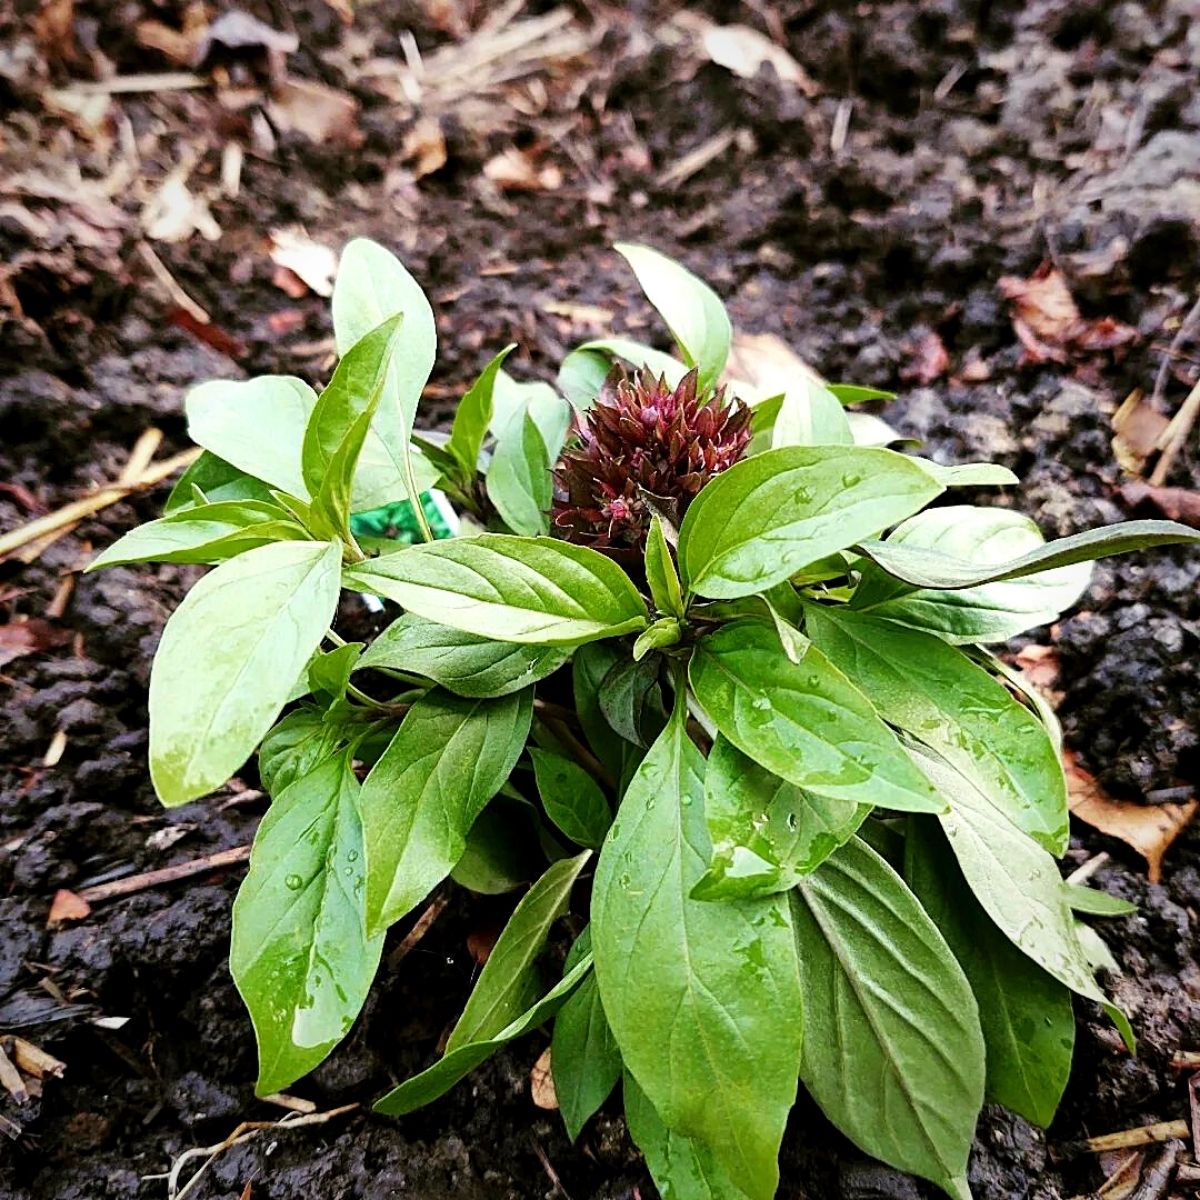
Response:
[1085, 1120, 1190, 1153]
[77, 845, 251, 905]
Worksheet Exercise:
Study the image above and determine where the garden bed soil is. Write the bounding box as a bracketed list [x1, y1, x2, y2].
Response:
[3, 1, 1200, 1197]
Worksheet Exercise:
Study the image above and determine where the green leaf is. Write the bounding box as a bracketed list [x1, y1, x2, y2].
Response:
[345, 535, 649, 646]
[853, 507, 1094, 644]
[792, 836, 984, 1200]
[565, 337, 690, 394]
[373, 952, 593, 1116]
[918, 461, 1020, 487]
[360, 688, 532, 934]
[910, 744, 1133, 1050]
[688, 621, 944, 813]
[827, 383, 895, 405]
[614, 244, 731, 393]
[163, 451, 276, 513]
[597, 655, 667, 748]
[692, 736, 867, 902]
[88, 500, 307, 570]
[258, 706, 351, 798]
[358, 612, 568, 698]
[149, 541, 342, 806]
[858, 517, 1200, 590]
[307, 642, 362, 706]
[633, 616, 682, 661]
[486, 410, 552, 536]
[678, 446, 944, 600]
[451, 800, 543, 894]
[331, 237, 436, 512]
[447, 851, 590, 1052]
[447, 345, 515, 480]
[530, 748, 612, 849]
[772, 378, 853, 448]
[553, 928, 622, 1142]
[230, 751, 383, 1095]
[573, 642, 642, 789]
[489, 372, 572, 460]
[906, 818, 1075, 1128]
[186, 376, 319, 500]
[557, 347, 613, 409]
[803, 604, 1069, 854]
[624, 1072, 751, 1200]
[1066, 884, 1137, 917]
[645, 515, 685, 618]
[591, 701, 802, 1200]
[846, 411, 905, 447]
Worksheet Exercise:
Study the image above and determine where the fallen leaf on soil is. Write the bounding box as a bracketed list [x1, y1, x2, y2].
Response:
[1065, 749, 1197, 883]
[531, 1047, 557, 1110]
[1013, 643, 1064, 702]
[680, 15, 818, 96]
[403, 117, 448, 179]
[47, 889, 91, 926]
[7, 1037, 66, 1081]
[998, 264, 1137, 364]
[466, 920, 502, 966]
[269, 228, 337, 298]
[483, 147, 563, 192]
[0, 618, 70, 667]
[1112, 389, 1170, 475]
[33, 0, 79, 63]
[194, 10, 299, 64]
[723, 330, 823, 400]
[902, 330, 951, 385]
[1119, 480, 1200, 529]
[141, 174, 221, 243]
[268, 79, 361, 146]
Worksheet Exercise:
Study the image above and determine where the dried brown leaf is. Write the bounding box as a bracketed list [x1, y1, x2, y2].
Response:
[531, 1047, 557, 1110]
[1065, 749, 1196, 883]
[1112, 389, 1170, 475]
[47, 889, 91, 925]
[681, 16, 818, 96]
[0, 618, 69, 667]
[902, 330, 951, 385]
[268, 79, 361, 146]
[1119, 481, 1200, 529]
[269, 228, 337, 298]
[483, 147, 562, 192]
[403, 118, 448, 180]
[723, 330, 823, 401]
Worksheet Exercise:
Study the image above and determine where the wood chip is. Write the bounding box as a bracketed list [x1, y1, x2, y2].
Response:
[1086, 1120, 1190, 1153]
[6, 1037, 66, 1080]
[530, 1047, 558, 1110]
[1065, 749, 1197, 883]
[43, 729, 68, 768]
[0, 1043, 28, 1103]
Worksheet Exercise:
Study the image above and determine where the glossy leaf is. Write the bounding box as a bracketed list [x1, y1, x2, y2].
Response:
[163, 451, 276, 513]
[792, 837, 983, 1200]
[918, 461, 1020, 488]
[486, 410, 552, 536]
[633, 616, 683, 661]
[1066, 885, 1137, 917]
[530, 748, 612, 849]
[614, 243, 731, 392]
[358, 612, 568, 698]
[307, 642, 362, 706]
[331, 237, 436, 510]
[553, 928, 622, 1141]
[345, 535, 649, 646]
[359, 688, 532, 934]
[591, 701, 802, 1200]
[906, 819, 1075, 1128]
[853, 507, 1094, 644]
[689, 621, 944, 813]
[646, 515, 685, 618]
[573, 642, 642, 790]
[447, 345, 515, 480]
[692, 736, 867, 901]
[149, 541, 342, 806]
[678, 446, 944, 600]
[557, 347, 612, 409]
[858, 517, 1200, 590]
[490, 372, 572, 461]
[451, 801, 543, 894]
[624, 1072, 751, 1200]
[910, 744, 1134, 1050]
[258, 706, 350, 798]
[447, 851, 590, 1052]
[231, 752, 383, 1095]
[803, 604, 1068, 854]
[88, 500, 307, 570]
[771, 377, 852, 448]
[598, 655, 667, 748]
[566, 336, 689, 392]
[827, 383, 895, 405]
[373, 952, 592, 1116]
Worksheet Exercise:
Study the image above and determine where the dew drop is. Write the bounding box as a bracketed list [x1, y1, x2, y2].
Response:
[285, 873, 303, 891]
[347, 849, 359, 862]
[841, 472, 863, 487]
[751, 696, 773, 712]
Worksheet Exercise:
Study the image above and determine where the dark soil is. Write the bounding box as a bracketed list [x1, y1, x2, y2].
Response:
[3, 1, 1200, 1197]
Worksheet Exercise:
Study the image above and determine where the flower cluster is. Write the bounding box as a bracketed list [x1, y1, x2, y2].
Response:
[552, 366, 751, 549]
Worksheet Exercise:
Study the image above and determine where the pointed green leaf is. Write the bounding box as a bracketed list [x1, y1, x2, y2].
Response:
[530, 748, 612, 849]
[447, 345, 515, 479]
[906, 819, 1075, 1128]
[692, 736, 867, 901]
[163, 451, 276, 513]
[591, 702, 802, 1200]
[149, 541, 342, 806]
[678, 446, 944, 600]
[573, 642, 643, 790]
[614, 244, 731, 393]
[803, 604, 1068, 853]
[345, 535, 649, 646]
[360, 688, 532, 934]
[231, 752, 383, 1095]
[447, 851, 590, 1052]
[1066, 885, 1137, 917]
[633, 616, 683, 661]
[486, 409, 552, 536]
[645, 515, 685, 618]
[307, 641, 362, 706]
[358, 612, 568, 698]
[827, 383, 895, 405]
[771, 378, 852, 448]
[792, 836, 984, 1200]
[689, 621, 944, 813]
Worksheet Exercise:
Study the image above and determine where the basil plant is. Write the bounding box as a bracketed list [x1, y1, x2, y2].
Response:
[91, 238, 1199, 1200]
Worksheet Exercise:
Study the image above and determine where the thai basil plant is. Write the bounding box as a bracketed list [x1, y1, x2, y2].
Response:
[90, 238, 1200, 1200]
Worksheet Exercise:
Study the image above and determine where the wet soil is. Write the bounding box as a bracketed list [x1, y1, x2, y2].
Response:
[3, 1, 1200, 1197]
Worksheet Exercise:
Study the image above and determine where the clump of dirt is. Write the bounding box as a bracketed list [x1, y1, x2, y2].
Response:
[3, 1, 1200, 1198]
